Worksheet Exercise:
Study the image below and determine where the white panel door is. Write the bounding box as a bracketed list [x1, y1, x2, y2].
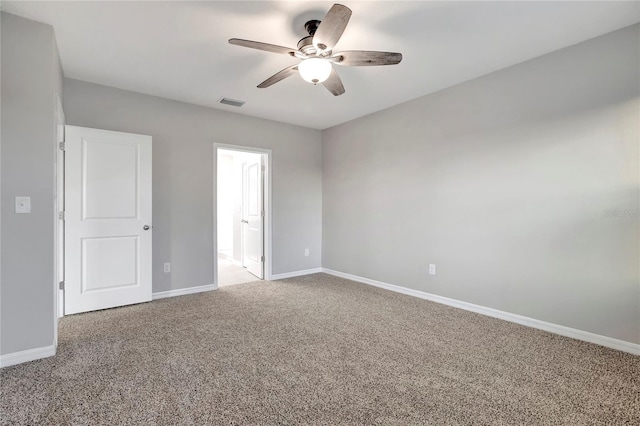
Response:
[243, 158, 264, 279]
[64, 126, 152, 315]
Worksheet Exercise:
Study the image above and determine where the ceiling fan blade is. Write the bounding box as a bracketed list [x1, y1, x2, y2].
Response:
[229, 38, 297, 57]
[322, 68, 345, 96]
[313, 4, 352, 52]
[331, 51, 403, 66]
[257, 65, 299, 88]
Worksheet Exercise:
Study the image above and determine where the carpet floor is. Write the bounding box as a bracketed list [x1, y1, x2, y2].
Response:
[1, 273, 638, 425]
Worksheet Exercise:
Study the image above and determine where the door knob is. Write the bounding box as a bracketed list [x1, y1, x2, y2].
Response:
[143, 225, 150, 231]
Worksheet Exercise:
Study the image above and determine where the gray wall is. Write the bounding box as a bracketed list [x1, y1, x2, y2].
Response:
[63, 79, 322, 292]
[1, 13, 63, 355]
[322, 25, 640, 344]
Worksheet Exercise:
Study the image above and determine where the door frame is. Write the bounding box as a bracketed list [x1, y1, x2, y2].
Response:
[54, 94, 65, 330]
[213, 143, 272, 287]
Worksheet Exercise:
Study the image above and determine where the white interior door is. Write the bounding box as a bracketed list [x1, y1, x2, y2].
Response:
[242, 157, 264, 279]
[64, 125, 152, 315]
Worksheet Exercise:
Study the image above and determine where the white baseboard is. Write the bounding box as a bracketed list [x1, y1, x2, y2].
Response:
[152, 284, 217, 300]
[271, 268, 323, 280]
[321, 268, 640, 356]
[0, 345, 56, 368]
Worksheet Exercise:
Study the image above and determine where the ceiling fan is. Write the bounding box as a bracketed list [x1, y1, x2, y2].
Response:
[229, 3, 402, 96]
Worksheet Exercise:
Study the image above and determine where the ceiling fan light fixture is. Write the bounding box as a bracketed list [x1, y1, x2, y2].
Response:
[229, 3, 401, 96]
[298, 58, 332, 85]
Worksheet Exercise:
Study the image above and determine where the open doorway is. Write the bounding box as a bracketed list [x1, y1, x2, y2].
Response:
[214, 145, 271, 287]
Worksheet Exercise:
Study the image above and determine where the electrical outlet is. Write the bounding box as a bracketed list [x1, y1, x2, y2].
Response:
[304, 248, 310, 257]
[15, 196, 31, 214]
[429, 264, 436, 275]
[164, 262, 171, 273]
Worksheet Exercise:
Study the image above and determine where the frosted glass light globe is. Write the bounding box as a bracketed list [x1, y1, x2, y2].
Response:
[298, 58, 332, 84]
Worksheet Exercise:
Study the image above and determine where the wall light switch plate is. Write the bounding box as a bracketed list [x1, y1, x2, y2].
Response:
[304, 249, 310, 257]
[429, 264, 436, 275]
[15, 197, 31, 214]
[164, 262, 171, 273]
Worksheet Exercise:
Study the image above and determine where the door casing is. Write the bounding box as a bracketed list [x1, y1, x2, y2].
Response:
[54, 95, 65, 347]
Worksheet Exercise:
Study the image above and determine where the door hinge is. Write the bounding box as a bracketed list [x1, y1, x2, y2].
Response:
[58, 141, 65, 151]
[261, 210, 265, 217]
[58, 281, 65, 290]
[261, 165, 265, 171]
[261, 255, 264, 262]
[58, 211, 65, 220]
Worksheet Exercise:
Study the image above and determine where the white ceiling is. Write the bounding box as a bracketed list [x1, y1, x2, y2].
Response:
[2, 1, 638, 129]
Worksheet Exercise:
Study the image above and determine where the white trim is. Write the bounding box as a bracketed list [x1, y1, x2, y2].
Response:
[321, 268, 640, 356]
[152, 284, 217, 300]
[0, 345, 56, 368]
[54, 94, 65, 335]
[271, 268, 323, 280]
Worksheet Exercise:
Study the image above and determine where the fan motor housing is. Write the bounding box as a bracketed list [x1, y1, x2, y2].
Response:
[297, 36, 317, 56]
[297, 19, 334, 56]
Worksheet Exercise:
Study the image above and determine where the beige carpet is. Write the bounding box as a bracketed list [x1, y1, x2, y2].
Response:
[1, 274, 638, 425]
